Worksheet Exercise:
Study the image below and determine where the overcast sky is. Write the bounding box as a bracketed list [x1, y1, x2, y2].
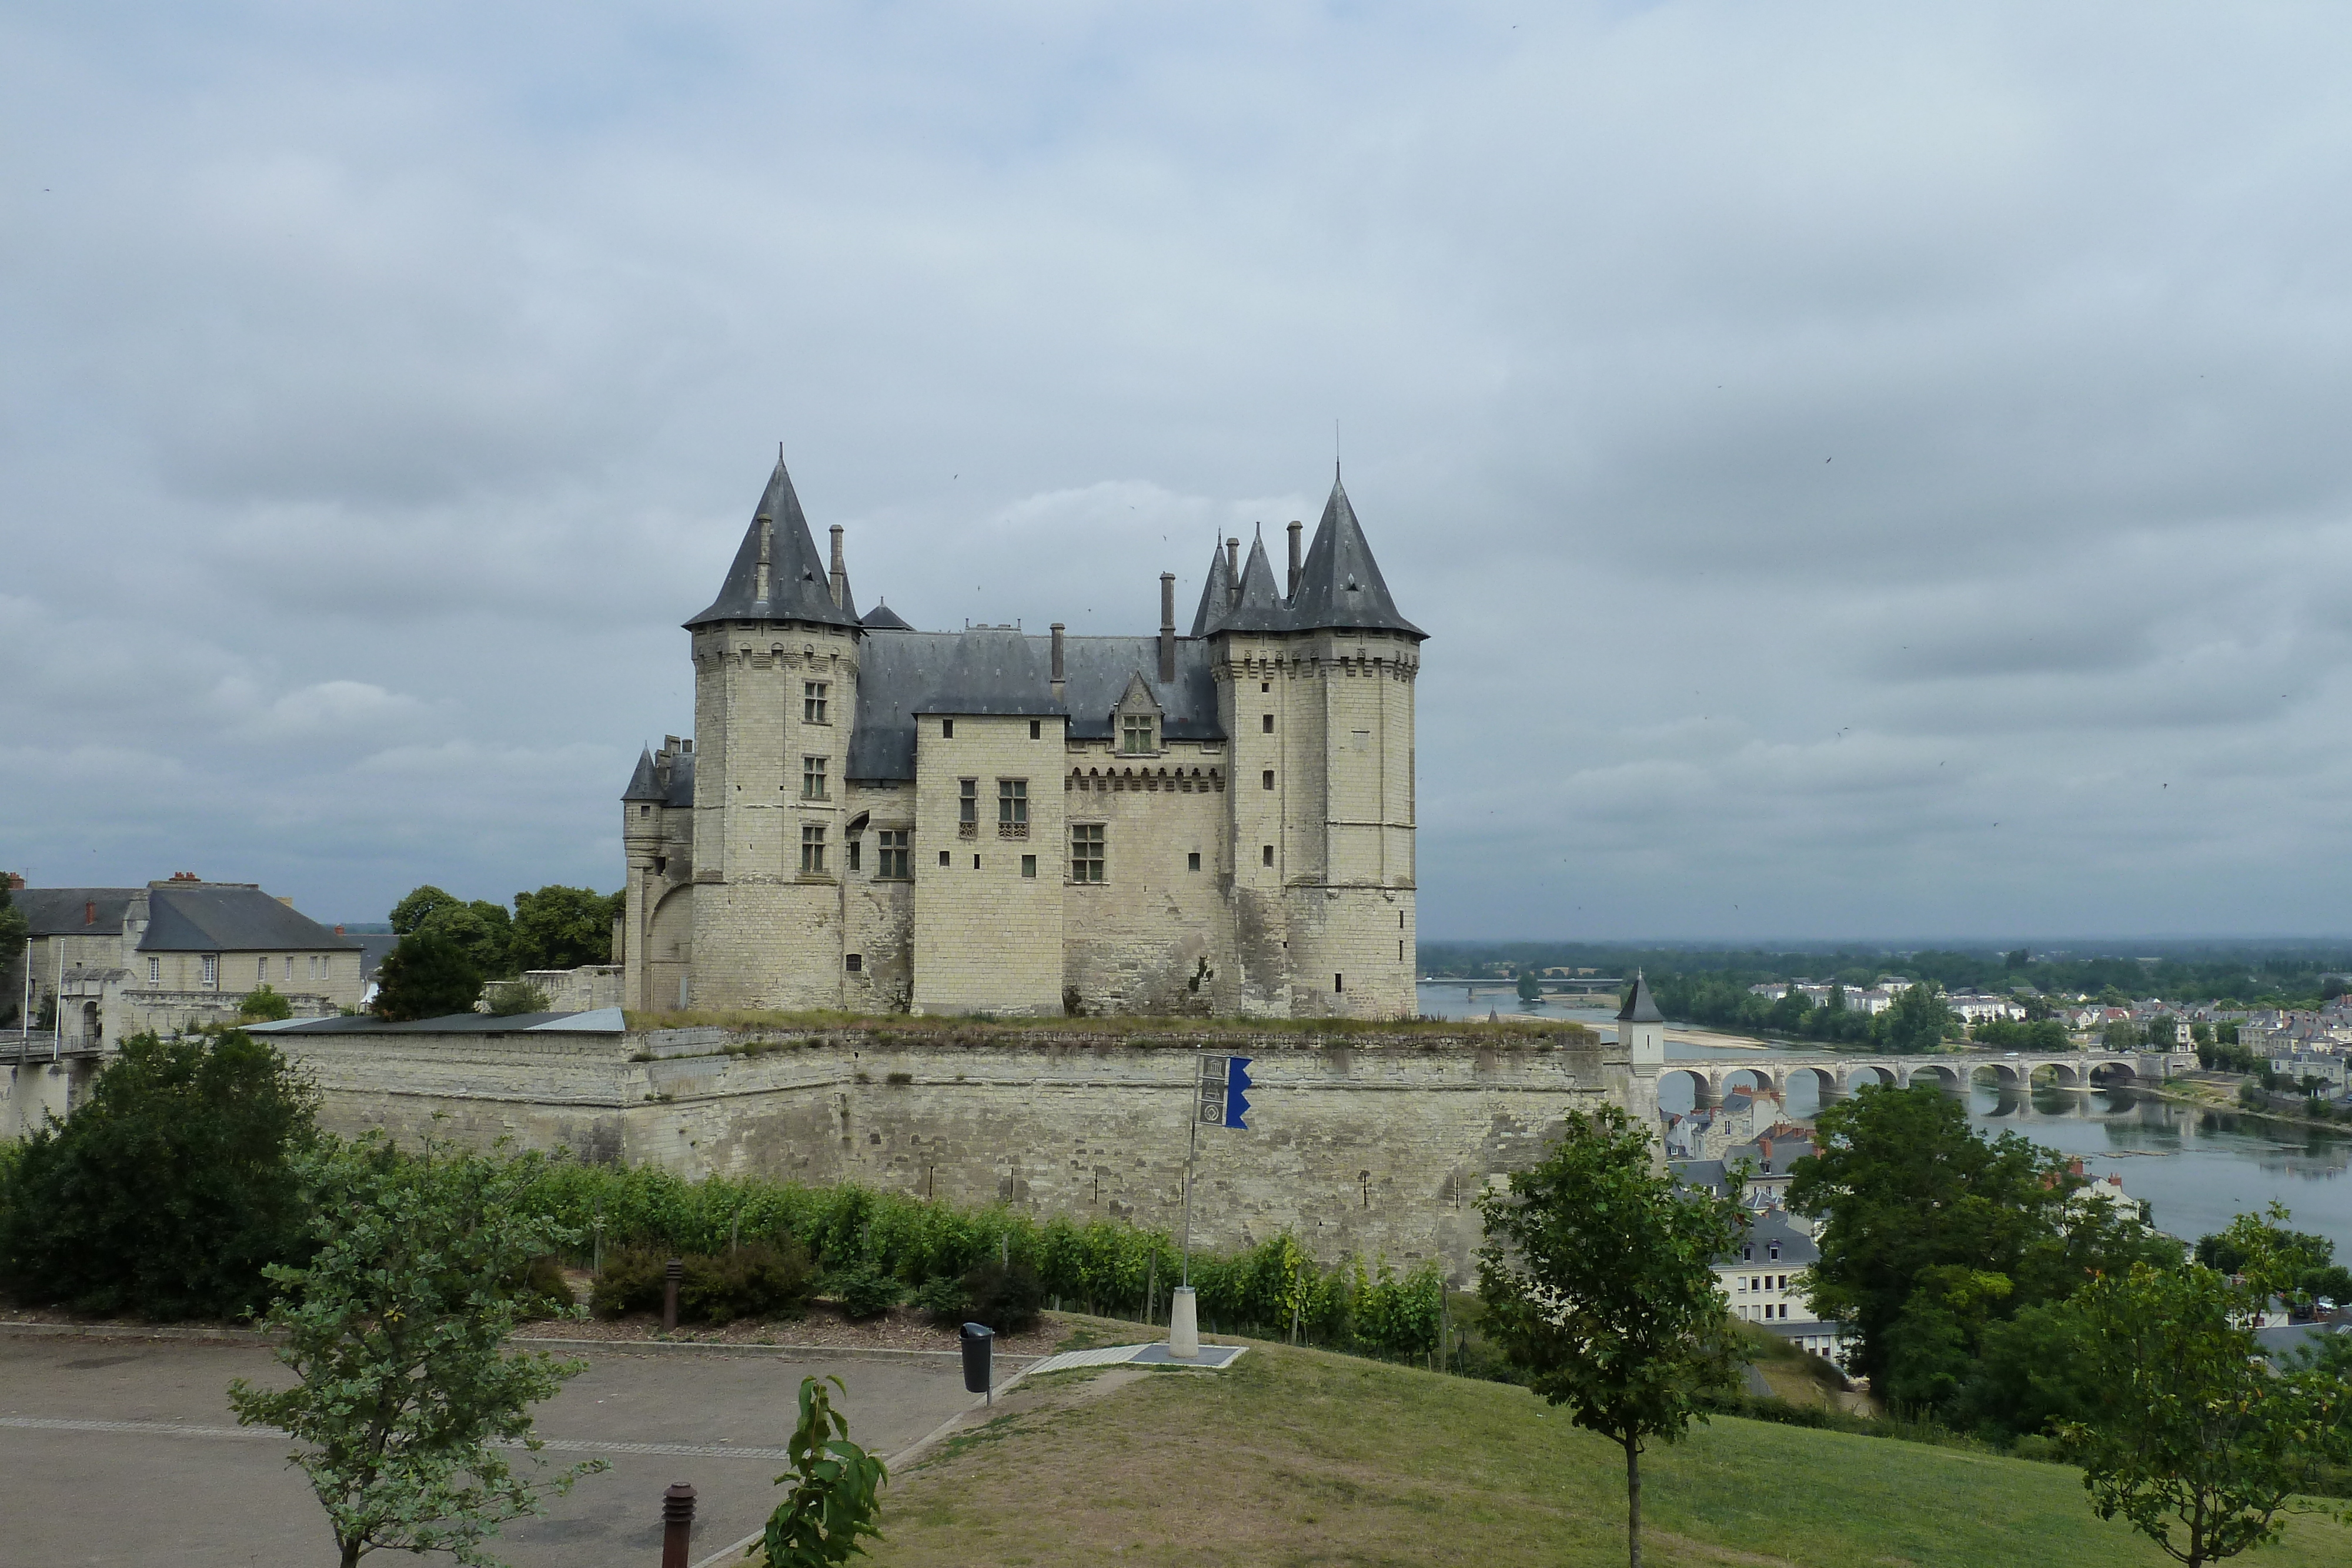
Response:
[6, 3, 2350, 942]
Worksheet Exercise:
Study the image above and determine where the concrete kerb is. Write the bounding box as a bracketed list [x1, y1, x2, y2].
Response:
[0, 1319, 1047, 1369]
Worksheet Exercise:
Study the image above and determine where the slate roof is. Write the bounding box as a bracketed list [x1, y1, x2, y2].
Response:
[623, 748, 664, 801]
[1288, 477, 1425, 638]
[686, 457, 862, 632]
[860, 601, 913, 631]
[15, 888, 140, 936]
[1188, 543, 1235, 637]
[845, 628, 1224, 781]
[1619, 971, 1664, 1023]
[139, 885, 362, 954]
[268, 1008, 626, 1035]
[1721, 1208, 1820, 1268]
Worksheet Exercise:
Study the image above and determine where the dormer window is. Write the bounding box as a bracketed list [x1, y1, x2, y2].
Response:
[1122, 714, 1155, 754]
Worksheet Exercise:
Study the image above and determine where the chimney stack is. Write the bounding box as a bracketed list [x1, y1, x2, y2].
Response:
[828, 524, 847, 609]
[754, 513, 773, 603]
[1224, 537, 1241, 607]
[1158, 573, 1177, 683]
[1287, 520, 1303, 600]
[85, 900, 95, 925]
[1050, 623, 1066, 701]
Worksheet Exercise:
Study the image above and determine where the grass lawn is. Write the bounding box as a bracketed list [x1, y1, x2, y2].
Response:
[855, 1338, 2352, 1568]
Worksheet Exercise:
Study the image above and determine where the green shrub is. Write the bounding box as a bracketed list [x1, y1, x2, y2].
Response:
[591, 1242, 813, 1323]
[830, 1262, 903, 1321]
[914, 1274, 971, 1323]
[680, 1241, 813, 1324]
[512, 1254, 574, 1320]
[0, 1031, 316, 1319]
[237, 984, 293, 1021]
[960, 1259, 1044, 1333]
[486, 981, 552, 1017]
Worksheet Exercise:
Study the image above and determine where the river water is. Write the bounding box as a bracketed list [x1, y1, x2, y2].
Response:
[1417, 983, 2352, 1256]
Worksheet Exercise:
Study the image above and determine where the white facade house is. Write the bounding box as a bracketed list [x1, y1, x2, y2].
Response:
[1714, 1208, 1852, 1366]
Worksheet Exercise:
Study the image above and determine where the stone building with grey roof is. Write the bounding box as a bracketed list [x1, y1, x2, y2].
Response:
[620, 455, 1425, 1018]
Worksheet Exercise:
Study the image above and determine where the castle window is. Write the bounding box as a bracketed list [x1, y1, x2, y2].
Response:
[1261, 681, 1270, 693]
[939, 850, 950, 867]
[800, 824, 827, 873]
[1262, 770, 1275, 790]
[1262, 714, 1274, 733]
[1071, 823, 1105, 882]
[802, 755, 828, 800]
[878, 830, 909, 879]
[1021, 855, 1037, 878]
[285, 956, 295, 980]
[959, 778, 978, 838]
[1262, 845, 1273, 867]
[1334, 972, 1344, 993]
[1030, 719, 1041, 740]
[998, 778, 1028, 836]
[804, 682, 829, 724]
[941, 718, 954, 738]
[847, 837, 861, 872]
[202, 955, 218, 989]
[1188, 852, 1200, 872]
[640, 804, 650, 815]
[846, 953, 862, 972]
[1121, 714, 1154, 754]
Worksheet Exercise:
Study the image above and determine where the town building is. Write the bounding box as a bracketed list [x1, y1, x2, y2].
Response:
[618, 456, 1425, 1018]
[1717, 1207, 1852, 1366]
[7, 876, 363, 1047]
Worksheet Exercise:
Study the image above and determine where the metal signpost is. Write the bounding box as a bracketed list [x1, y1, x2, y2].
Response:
[1169, 1054, 1251, 1359]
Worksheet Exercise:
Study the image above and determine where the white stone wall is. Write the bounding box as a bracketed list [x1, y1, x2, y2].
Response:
[911, 715, 1065, 1015]
[282, 1023, 1623, 1278]
[1059, 747, 1235, 1015]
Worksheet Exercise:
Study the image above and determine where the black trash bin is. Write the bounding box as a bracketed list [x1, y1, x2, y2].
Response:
[960, 1321, 994, 1399]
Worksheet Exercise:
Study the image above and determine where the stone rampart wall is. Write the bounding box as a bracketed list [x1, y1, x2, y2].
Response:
[283, 1024, 1625, 1278]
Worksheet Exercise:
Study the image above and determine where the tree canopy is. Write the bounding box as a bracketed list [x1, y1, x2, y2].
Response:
[508, 884, 622, 972]
[1786, 1084, 2173, 1413]
[372, 930, 484, 1022]
[0, 1030, 318, 1319]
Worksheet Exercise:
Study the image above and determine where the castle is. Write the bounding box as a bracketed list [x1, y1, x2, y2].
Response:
[618, 454, 1425, 1019]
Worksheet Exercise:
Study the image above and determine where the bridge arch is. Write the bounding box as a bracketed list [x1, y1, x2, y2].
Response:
[2041, 1061, 2084, 1089]
[1843, 1063, 1897, 1095]
[2086, 1058, 2139, 1088]
[1903, 1062, 1967, 1094]
[1659, 1066, 1716, 1111]
[1970, 1061, 2029, 1092]
[1785, 1064, 1844, 1106]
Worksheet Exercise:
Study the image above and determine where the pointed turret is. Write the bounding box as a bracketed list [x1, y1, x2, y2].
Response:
[1288, 476, 1424, 638]
[860, 600, 913, 631]
[685, 454, 863, 631]
[623, 746, 664, 801]
[1188, 539, 1235, 637]
[1217, 531, 1297, 632]
[1618, 971, 1664, 1023]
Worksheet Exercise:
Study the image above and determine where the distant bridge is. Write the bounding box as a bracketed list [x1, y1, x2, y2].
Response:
[1661, 1049, 2197, 1109]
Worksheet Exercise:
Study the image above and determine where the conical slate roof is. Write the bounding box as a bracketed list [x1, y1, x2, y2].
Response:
[1218, 531, 1297, 633]
[860, 600, 913, 631]
[622, 747, 664, 801]
[1618, 971, 1663, 1024]
[1188, 541, 1235, 637]
[1288, 476, 1424, 638]
[686, 456, 864, 632]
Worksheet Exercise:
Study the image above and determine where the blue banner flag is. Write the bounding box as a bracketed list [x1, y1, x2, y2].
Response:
[1224, 1056, 1252, 1129]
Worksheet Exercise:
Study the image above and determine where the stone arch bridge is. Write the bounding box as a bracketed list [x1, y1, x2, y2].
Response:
[1666, 1050, 2195, 1111]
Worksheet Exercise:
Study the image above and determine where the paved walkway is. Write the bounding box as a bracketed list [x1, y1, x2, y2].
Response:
[0, 1333, 980, 1567]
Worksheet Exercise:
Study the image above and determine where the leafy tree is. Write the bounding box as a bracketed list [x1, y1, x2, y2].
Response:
[229, 1137, 604, 1568]
[1479, 1104, 1747, 1568]
[484, 980, 551, 1017]
[1879, 981, 1956, 1054]
[760, 1375, 888, 1567]
[239, 982, 294, 1021]
[372, 931, 483, 1022]
[416, 901, 514, 978]
[2102, 1019, 2143, 1052]
[390, 885, 465, 935]
[0, 1031, 316, 1318]
[2059, 1261, 2352, 1566]
[509, 885, 623, 972]
[1515, 968, 1541, 1004]
[1787, 1084, 2167, 1404]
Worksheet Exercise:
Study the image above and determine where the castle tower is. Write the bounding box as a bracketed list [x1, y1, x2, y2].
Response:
[1618, 970, 1665, 1065]
[679, 456, 865, 1009]
[1204, 479, 1424, 1018]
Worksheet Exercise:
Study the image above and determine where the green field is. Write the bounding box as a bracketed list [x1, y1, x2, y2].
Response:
[860, 1338, 2352, 1568]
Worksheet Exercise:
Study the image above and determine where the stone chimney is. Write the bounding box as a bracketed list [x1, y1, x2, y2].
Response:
[1158, 574, 1176, 683]
[1287, 520, 1303, 599]
[1050, 623, 1066, 703]
[1224, 537, 1241, 607]
[828, 524, 847, 608]
[84, 900, 95, 925]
